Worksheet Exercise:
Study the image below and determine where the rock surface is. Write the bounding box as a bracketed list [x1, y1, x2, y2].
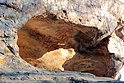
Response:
[17, 16, 115, 78]
[0, 0, 124, 82]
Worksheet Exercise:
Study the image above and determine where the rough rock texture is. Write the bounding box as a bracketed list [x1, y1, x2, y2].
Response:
[17, 16, 115, 78]
[0, 71, 117, 82]
[0, 0, 124, 82]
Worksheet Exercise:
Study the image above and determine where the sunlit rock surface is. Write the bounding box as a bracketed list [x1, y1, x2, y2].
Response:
[0, 0, 124, 82]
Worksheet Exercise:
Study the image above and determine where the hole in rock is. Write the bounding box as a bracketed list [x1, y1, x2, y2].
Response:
[17, 14, 115, 77]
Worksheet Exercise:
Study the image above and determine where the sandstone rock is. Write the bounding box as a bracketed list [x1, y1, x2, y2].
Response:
[0, 0, 124, 82]
[35, 48, 75, 71]
[17, 16, 115, 78]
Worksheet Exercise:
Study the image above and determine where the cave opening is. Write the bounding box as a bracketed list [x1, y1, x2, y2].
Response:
[17, 13, 115, 77]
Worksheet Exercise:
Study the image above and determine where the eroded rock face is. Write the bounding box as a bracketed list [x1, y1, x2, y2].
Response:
[34, 48, 75, 71]
[0, 0, 124, 82]
[17, 15, 115, 77]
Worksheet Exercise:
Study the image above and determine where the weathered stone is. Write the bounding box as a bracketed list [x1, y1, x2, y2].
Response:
[0, 0, 124, 82]
[17, 16, 115, 78]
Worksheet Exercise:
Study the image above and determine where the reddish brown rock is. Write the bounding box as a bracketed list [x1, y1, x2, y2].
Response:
[17, 15, 115, 77]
